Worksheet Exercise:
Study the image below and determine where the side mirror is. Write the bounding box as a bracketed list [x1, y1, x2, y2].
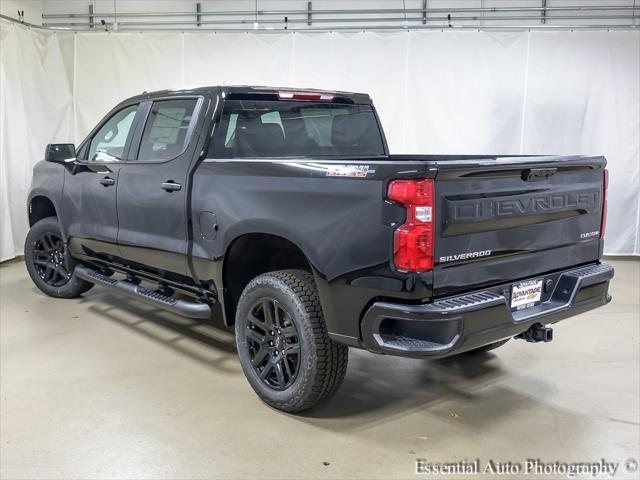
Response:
[45, 143, 76, 164]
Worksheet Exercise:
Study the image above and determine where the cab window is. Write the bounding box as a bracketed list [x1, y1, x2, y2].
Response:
[211, 100, 385, 158]
[136, 99, 197, 161]
[87, 105, 138, 162]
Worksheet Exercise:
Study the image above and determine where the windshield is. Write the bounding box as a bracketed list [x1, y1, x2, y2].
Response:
[210, 100, 386, 158]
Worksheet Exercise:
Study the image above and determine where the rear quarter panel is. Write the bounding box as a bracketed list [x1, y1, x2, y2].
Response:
[190, 159, 434, 340]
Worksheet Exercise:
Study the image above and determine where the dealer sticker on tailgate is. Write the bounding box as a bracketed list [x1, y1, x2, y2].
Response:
[510, 279, 543, 310]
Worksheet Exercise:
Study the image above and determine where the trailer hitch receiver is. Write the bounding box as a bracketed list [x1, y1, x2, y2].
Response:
[515, 323, 553, 343]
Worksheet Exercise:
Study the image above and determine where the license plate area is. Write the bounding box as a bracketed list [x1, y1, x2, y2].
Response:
[510, 279, 543, 311]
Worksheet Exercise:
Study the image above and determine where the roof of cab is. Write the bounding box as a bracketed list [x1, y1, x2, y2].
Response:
[125, 85, 372, 105]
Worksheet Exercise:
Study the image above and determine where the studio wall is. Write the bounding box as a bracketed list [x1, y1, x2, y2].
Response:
[1, 20, 638, 261]
[1, 23, 75, 262]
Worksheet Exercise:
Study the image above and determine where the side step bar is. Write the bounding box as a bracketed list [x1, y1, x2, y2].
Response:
[75, 265, 211, 319]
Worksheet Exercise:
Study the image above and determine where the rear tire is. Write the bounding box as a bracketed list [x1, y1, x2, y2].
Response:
[235, 269, 348, 413]
[463, 338, 510, 355]
[24, 217, 93, 298]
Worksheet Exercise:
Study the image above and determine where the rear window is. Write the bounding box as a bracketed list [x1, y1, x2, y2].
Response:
[211, 100, 385, 158]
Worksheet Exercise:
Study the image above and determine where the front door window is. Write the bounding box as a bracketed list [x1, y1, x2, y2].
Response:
[87, 105, 138, 162]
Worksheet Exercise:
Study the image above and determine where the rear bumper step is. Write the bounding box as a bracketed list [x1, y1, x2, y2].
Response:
[75, 265, 211, 319]
[361, 262, 614, 357]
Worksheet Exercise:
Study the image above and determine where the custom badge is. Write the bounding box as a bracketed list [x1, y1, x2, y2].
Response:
[325, 164, 374, 178]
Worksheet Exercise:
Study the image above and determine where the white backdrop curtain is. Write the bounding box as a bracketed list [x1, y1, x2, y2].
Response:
[1, 21, 638, 261]
[1, 22, 75, 262]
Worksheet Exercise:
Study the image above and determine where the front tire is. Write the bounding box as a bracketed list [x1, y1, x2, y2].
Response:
[235, 270, 348, 413]
[24, 217, 93, 298]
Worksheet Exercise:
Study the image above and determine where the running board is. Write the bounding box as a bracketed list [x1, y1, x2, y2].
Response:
[75, 265, 211, 319]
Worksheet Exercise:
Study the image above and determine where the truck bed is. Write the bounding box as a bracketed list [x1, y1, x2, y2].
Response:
[190, 153, 606, 341]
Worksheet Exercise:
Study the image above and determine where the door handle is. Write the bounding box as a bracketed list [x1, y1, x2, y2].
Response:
[99, 176, 115, 187]
[161, 181, 182, 192]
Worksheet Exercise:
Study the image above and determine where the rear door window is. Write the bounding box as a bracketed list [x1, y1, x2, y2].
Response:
[136, 99, 198, 161]
[211, 100, 385, 158]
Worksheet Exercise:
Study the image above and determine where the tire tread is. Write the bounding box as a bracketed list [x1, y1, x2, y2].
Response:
[236, 269, 348, 412]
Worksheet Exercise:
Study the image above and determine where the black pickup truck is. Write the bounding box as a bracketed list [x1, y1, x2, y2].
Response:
[26, 86, 613, 412]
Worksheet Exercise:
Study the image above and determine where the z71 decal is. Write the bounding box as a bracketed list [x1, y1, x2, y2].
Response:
[325, 165, 375, 178]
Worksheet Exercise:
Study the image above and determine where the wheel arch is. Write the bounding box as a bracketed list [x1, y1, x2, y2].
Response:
[221, 232, 317, 327]
[28, 195, 58, 226]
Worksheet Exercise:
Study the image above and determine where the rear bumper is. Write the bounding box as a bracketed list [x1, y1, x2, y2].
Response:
[360, 262, 614, 358]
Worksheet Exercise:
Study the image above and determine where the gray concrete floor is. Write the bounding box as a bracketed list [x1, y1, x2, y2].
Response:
[1, 259, 639, 480]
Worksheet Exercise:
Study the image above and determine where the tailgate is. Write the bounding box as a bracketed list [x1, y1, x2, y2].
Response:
[433, 156, 606, 297]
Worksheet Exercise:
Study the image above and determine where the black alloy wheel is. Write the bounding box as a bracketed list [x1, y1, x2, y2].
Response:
[246, 298, 301, 390]
[24, 217, 93, 298]
[234, 269, 348, 412]
[32, 231, 72, 287]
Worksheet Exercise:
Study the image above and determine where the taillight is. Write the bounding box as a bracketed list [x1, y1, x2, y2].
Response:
[387, 179, 435, 272]
[600, 168, 608, 238]
[277, 90, 335, 101]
